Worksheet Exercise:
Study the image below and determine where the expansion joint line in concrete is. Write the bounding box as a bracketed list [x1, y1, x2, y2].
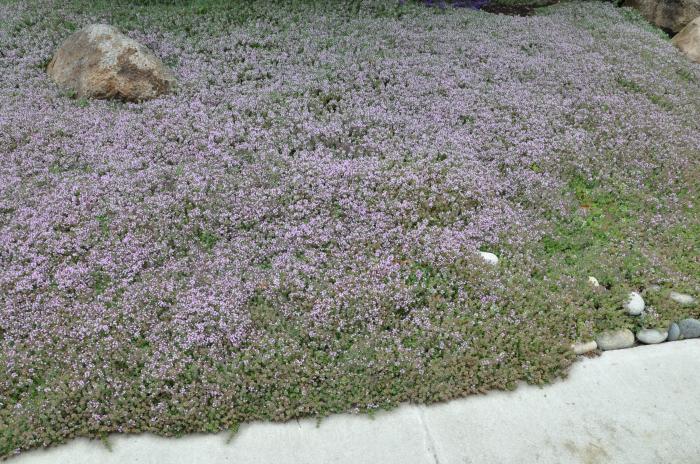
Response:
[417, 406, 441, 464]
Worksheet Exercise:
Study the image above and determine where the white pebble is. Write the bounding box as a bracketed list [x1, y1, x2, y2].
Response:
[588, 276, 600, 287]
[670, 291, 696, 306]
[624, 291, 645, 316]
[478, 251, 499, 266]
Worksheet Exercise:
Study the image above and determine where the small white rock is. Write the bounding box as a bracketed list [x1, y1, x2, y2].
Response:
[588, 276, 600, 287]
[636, 328, 668, 345]
[670, 291, 696, 306]
[478, 251, 499, 266]
[572, 340, 597, 354]
[624, 292, 645, 316]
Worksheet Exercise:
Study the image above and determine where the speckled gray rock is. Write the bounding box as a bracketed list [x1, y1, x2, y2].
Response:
[670, 291, 696, 306]
[668, 323, 681, 341]
[595, 329, 635, 351]
[624, 0, 700, 33]
[678, 319, 700, 339]
[47, 24, 176, 101]
[572, 340, 597, 355]
[624, 292, 645, 316]
[636, 328, 668, 344]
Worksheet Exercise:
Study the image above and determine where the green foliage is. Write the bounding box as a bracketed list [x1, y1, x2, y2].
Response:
[196, 228, 219, 250]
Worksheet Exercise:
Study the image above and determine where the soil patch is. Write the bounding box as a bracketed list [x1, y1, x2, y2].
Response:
[481, 0, 560, 16]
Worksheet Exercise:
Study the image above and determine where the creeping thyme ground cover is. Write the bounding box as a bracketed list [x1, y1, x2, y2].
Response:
[1, 0, 699, 457]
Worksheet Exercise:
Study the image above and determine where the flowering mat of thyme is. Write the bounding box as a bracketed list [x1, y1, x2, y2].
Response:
[1, 0, 699, 458]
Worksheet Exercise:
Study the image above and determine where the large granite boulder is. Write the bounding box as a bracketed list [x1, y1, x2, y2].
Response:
[624, 0, 700, 33]
[47, 24, 176, 102]
[673, 16, 700, 63]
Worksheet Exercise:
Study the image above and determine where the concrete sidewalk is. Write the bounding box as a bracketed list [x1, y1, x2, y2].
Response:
[12, 340, 700, 464]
